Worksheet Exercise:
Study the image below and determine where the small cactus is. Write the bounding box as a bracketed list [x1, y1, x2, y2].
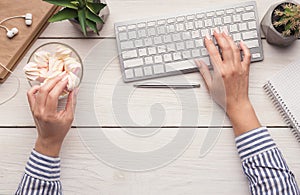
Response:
[273, 3, 300, 37]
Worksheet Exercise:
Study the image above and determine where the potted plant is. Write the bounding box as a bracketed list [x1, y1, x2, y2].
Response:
[261, 1, 300, 47]
[44, 0, 109, 36]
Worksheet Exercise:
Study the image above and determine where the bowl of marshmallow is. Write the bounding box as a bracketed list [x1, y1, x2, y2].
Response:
[24, 42, 83, 98]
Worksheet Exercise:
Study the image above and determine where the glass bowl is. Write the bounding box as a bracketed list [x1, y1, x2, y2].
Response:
[26, 42, 83, 98]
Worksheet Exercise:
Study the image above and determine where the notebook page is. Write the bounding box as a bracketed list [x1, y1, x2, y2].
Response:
[269, 60, 300, 130]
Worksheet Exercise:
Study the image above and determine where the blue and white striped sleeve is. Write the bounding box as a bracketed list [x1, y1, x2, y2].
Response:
[235, 127, 300, 195]
[15, 149, 62, 195]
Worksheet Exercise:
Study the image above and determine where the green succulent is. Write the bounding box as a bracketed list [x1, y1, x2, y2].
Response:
[44, 0, 106, 36]
[273, 3, 300, 37]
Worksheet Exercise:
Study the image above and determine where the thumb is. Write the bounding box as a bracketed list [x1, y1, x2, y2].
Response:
[195, 59, 212, 91]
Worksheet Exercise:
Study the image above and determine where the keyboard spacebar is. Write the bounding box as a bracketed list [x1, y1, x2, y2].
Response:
[165, 57, 210, 72]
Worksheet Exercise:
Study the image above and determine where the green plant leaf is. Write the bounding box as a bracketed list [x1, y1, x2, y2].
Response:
[48, 8, 78, 22]
[87, 2, 106, 14]
[43, 0, 78, 9]
[78, 8, 87, 36]
[86, 19, 99, 35]
[86, 8, 104, 24]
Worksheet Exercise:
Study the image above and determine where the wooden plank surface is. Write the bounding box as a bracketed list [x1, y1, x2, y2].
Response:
[40, 0, 300, 38]
[0, 127, 299, 194]
[0, 39, 299, 126]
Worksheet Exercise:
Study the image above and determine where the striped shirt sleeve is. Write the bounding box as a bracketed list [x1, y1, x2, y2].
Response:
[235, 127, 300, 195]
[15, 149, 62, 195]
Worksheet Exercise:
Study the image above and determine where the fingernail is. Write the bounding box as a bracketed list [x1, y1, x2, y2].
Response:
[205, 33, 211, 40]
[74, 87, 79, 96]
[214, 27, 220, 34]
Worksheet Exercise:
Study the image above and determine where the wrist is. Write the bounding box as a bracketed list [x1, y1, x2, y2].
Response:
[35, 137, 62, 157]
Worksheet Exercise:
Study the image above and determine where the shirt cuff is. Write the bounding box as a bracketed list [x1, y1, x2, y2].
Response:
[24, 149, 60, 182]
[235, 127, 277, 161]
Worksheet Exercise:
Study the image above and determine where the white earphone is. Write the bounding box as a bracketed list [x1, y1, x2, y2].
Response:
[0, 13, 33, 39]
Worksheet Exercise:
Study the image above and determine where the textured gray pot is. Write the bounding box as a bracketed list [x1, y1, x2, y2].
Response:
[69, 0, 110, 34]
[261, 1, 299, 47]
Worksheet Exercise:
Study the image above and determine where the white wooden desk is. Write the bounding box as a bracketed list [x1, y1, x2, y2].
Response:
[0, 0, 299, 194]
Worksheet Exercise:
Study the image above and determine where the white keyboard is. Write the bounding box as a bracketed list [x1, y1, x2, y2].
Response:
[115, 1, 264, 82]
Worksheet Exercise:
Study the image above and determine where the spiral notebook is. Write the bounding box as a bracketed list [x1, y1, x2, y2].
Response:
[264, 60, 300, 141]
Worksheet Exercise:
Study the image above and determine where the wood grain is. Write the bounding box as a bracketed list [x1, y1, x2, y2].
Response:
[0, 39, 299, 126]
[0, 127, 299, 195]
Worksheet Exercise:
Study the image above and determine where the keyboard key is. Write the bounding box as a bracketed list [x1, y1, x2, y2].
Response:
[135, 39, 144, 47]
[118, 26, 126, 32]
[138, 29, 147, 37]
[166, 24, 176, 33]
[187, 15, 195, 21]
[154, 55, 163, 63]
[172, 33, 181, 42]
[177, 16, 185, 22]
[182, 32, 191, 40]
[165, 60, 197, 72]
[137, 23, 146, 28]
[144, 66, 153, 75]
[119, 32, 128, 41]
[127, 24, 136, 30]
[236, 7, 245, 13]
[233, 14, 241, 23]
[138, 48, 147, 56]
[128, 31, 137, 39]
[185, 21, 194, 30]
[224, 16, 232, 24]
[232, 33, 242, 41]
[201, 29, 209, 37]
[192, 49, 201, 57]
[239, 23, 248, 31]
[166, 43, 176, 52]
[195, 21, 204, 29]
[163, 34, 172, 43]
[230, 24, 238, 32]
[124, 69, 134, 79]
[214, 18, 222, 26]
[157, 26, 166, 34]
[176, 23, 185, 31]
[148, 47, 157, 55]
[244, 40, 259, 48]
[245, 6, 254, 11]
[242, 12, 255, 21]
[196, 13, 205, 19]
[182, 50, 191, 59]
[154, 36, 163, 44]
[252, 53, 261, 59]
[195, 39, 204, 47]
[122, 49, 138, 59]
[147, 21, 156, 27]
[157, 20, 166, 25]
[144, 38, 153, 46]
[121, 41, 134, 50]
[226, 9, 234, 14]
[176, 42, 185, 51]
[163, 53, 173, 62]
[185, 40, 194, 49]
[123, 58, 143, 68]
[148, 28, 156, 36]
[134, 67, 144, 77]
[242, 30, 258, 40]
[153, 64, 165, 74]
[167, 18, 176, 23]
[173, 52, 182, 61]
[206, 12, 215, 17]
[204, 19, 213, 27]
[248, 21, 256, 30]
[216, 10, 224, 16]
[145, 56, 154, 64]
[195, 57, 211, 66]
[191, 30, 200, 38]
[158, 45, 167, 53]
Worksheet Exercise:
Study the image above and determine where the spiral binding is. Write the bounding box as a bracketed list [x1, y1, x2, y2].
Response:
[263, 81, 300, 140]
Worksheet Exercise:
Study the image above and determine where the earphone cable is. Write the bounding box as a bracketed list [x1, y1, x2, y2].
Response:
[0, 25, 9, 32]
[0, 15, 25, 25]
[0, 62, 21, 106]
